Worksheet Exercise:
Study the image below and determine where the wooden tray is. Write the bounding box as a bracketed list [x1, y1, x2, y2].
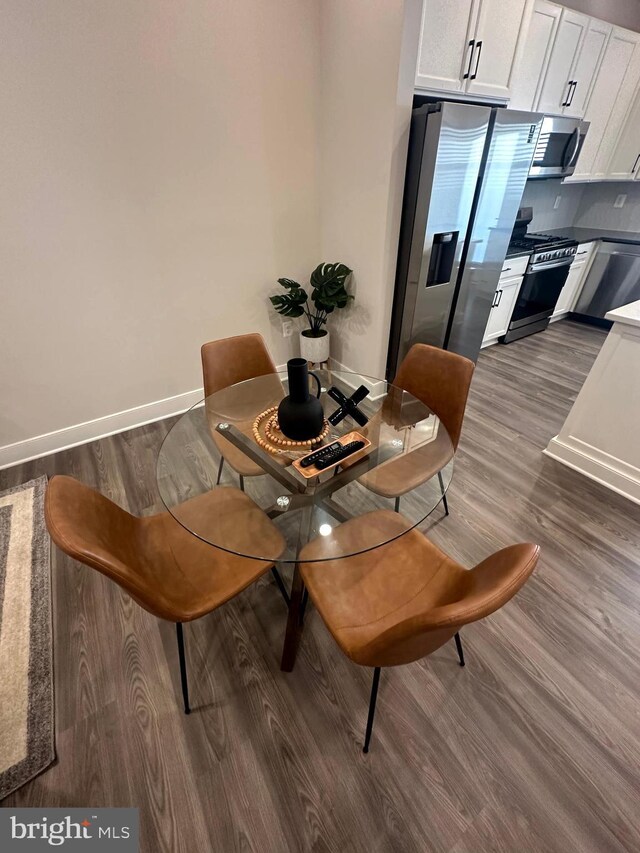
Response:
[292, 431, 371, 479]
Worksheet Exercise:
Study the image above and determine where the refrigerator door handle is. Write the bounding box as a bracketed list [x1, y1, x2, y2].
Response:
[463, 40, 475, 80]
[426, 231, 460, 287]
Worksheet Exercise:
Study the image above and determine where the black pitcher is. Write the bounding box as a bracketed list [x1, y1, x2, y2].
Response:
[278, 358, 323, 441]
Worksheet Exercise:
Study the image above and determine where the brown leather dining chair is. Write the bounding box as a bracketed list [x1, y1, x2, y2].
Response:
[360, 344, 475, 515]
[201, 333, 279, 491]
[45, 475, 285, 714]
[299, 510, 539, 752]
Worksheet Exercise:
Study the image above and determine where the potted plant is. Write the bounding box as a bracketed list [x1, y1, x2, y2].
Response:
[270, 262, 353, 363]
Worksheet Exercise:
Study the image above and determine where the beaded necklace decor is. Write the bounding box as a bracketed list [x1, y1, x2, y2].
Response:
[252, 406, 330, 455]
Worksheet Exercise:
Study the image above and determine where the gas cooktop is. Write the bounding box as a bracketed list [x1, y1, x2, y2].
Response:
[509, 233, 577, 252]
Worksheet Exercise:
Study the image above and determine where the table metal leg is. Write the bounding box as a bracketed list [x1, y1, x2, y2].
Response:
[280, 484, 316, 671]
[280, 563, 305, 672]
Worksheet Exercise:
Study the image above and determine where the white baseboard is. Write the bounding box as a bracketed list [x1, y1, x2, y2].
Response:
[0, 388, 204, 471]
[2, 360, 387, 471]
[480, 338, 499, 349]
[543, 435, 640, 506]
[327, 359, 387, 400]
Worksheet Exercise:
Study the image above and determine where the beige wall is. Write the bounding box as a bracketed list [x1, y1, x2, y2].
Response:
[1, 0, 320, 449]
[318, 0, 422, 377]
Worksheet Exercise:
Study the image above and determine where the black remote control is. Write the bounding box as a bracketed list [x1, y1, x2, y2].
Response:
[299, 441, 341, 468]
[314, 440, 366, 470]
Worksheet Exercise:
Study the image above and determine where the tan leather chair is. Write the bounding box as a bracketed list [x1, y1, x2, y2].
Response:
[45, 475, 285, 714]
[360, 344, 475, 515]
[299, 510, 539, 752]
[201, 333, 278, 489]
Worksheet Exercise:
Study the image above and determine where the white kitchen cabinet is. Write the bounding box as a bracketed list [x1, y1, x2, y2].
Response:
[537, 9, 590, 115]
[499, 254, 529, 279]
[551, 242, 596, 318]
[509, 1, 562, 111]
[597, 43, 640, 179]
[415, 0, 477, 93]
[482, 276, 521, 344]
[466, 0, 534, 99]
[415, 0, 533, 101]
[607, 85, 640, 180]
[568, 27, 640, 182]
[563, 18, 611, 118]
[511, 3, 610, 119]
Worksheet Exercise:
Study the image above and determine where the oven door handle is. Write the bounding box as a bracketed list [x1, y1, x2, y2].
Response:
[563, 127, 581, 169]
[528, 259, 573, 273]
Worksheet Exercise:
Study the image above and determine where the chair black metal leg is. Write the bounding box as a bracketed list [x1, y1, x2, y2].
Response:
[394, 496, 400, 513]
[363, 667, 381, 754]
[239, 474, 245, 491]
[176, 622, 191, 714]
[454, 631, 465, 667]
[438, 471, 449, 516]
[216, 457, 224, 486]
[271, 566, 290, 605]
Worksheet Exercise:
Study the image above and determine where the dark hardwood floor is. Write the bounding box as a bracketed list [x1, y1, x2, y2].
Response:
[2, 320, 640, 852]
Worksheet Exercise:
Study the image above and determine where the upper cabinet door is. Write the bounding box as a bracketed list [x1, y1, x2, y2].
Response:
[608, 87, 640, 180]
[415, 0, 478, 93]
[564, 18, 611, 118]
[509, 1, 562, 111]
[466, 0, 534, 100]
[536, 9, 589, 115]
[568, 27, 640, 182]
[597, 37, 640, 179]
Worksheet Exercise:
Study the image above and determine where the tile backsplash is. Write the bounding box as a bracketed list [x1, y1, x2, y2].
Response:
[575, 182, 640, 231]
[520, 180, 585, 231]
[520, 178, 640, 233]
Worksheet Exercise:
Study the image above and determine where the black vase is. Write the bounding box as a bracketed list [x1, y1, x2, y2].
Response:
[278, 358, 324, 441]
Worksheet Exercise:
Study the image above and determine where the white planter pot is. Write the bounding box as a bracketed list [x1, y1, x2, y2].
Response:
[300, 330, 330, 363]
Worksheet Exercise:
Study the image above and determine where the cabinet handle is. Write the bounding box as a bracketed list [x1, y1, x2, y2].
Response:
[470, 40, 482, 80]
[561, 80, 573, 108]
[632, 154, 640, 174]
[502, 267, 512, 273]
[463, 40, 475, 79]
[493, 289, 503, 308]
[567, 80, 577, 107]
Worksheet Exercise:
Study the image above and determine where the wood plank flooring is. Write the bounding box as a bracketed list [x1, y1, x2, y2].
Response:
[2, 320, 640, 852]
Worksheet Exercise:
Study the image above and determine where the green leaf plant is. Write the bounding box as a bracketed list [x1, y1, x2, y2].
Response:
[270, 262, 353, 337]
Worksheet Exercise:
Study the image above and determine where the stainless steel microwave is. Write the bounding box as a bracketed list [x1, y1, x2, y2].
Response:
[528, 115, 589, 179]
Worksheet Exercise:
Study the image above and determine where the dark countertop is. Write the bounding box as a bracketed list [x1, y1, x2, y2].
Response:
[504, 247, 532, 259]
[543, 227, 640, 246]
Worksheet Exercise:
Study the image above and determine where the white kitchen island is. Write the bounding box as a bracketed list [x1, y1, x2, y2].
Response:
[544, 301, 640, 505]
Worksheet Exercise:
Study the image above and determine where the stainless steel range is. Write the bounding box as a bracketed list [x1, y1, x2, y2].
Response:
[502, 208, 578, 343]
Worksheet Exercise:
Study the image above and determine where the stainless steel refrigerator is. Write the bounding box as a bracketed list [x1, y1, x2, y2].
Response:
[386, 102, 543, 376]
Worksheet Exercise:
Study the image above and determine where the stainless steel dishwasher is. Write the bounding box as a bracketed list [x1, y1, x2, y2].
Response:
[573, 241, 640, 324]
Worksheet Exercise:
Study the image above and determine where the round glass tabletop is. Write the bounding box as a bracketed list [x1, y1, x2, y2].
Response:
[156, 369, 454, 564]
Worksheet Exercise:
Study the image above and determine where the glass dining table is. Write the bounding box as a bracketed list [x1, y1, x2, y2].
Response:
[156, 368, 454, 670]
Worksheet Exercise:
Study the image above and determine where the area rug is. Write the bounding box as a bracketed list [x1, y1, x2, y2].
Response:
[0, 476, 54, 800]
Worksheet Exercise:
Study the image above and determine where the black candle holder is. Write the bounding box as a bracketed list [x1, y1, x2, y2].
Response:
[327, 385, 370, 427]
